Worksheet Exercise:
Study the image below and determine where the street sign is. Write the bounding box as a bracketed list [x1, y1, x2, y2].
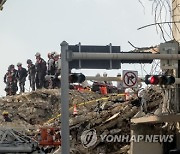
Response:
[123, 70, 138, 88]
[68, 43, 153, 70]
[69, 43, 121, 69]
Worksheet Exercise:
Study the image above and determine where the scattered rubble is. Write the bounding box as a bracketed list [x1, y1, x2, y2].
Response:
[0, 87, 163, 153]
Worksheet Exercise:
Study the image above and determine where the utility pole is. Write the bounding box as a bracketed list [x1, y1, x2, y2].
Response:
[172, 0, 180, 43]
[172, 0, 180, 149]
[0, 0, 6, 11]
[172, 0, 180, 112]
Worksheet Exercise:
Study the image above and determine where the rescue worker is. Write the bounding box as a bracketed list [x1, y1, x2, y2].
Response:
[103, 72, 115, 93]
[4, 65, 18, 96]
[9, 64, 18, 94]
[17, 62, 27, 93]
[9, 64, 18, 84]
[53, 53, 61, 88]
[2, 111, 12, 122]
[103, 72, 113, 86]
[92, 73, 103, 92]
[53, 53, 61, 75]
[35, 52, 47, 89]
[47, 52, 55, 75]
[27, 59, 36, 91]
[45, 52, 56, 89]
[4, 68, 13, 96]
[116, 73, 124, 93]
[96, 73, 100, 77]
[103, 72, 107, 84]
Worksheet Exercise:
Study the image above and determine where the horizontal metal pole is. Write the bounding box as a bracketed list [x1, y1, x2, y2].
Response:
[86, 76, 143, 82]
[58, 76, 142, 82]
[86, 77, 180, 84]
[71, 52, 180, 60]
[86, 76, 122, 81]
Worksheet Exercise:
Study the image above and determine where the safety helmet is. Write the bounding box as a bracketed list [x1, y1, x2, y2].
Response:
[54, 52, 60, 58]
[9, 64, 14, 69]
[51, 51, 56, 56]
[7, 67, 11, 71]
[35, 52, 41, 57]
[96, 73, 100, 77]
[2, 111, 8, 115]
[27, 59, 32, 64]
[103, 72, 107, 77]
[17, 62, 22, 66]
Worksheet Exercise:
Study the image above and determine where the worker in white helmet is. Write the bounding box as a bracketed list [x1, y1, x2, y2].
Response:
[103, 72, 113, 86]
[53, 52, 61, 88]
[116, 73, 124, 93]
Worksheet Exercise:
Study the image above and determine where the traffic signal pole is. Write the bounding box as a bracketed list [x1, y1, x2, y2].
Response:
[60, 41, 70, 154]
[71, 52, 180, 60]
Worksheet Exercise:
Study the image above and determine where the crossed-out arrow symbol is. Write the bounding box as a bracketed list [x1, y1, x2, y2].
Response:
[127, 75, 135, 84]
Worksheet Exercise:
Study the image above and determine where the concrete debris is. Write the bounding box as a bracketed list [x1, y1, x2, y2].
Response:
[0, 87, 163, 153]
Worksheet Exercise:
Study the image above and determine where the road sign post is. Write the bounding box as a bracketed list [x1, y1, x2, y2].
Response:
[60, 41, 70, 154]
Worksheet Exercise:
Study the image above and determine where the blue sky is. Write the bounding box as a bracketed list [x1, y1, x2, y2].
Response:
[0, 0, 165, 96]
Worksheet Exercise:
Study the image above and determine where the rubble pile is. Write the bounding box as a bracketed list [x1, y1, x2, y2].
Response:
[0, 87, 163, 154]
[0, 89, 102, 125]
[66, 88, 163, 154]
[45, 87, 162, 154]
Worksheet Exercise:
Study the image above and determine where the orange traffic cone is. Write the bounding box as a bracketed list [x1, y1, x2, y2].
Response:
[73, 104, 78, 116]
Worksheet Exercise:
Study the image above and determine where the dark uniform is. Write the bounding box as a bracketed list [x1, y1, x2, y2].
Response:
[17, 63, 28, 93]
[35, 56, 47, 89]
[4, 115, 12, 122]
[4, 65, 18, 96]
[27, 59, 36, 91]
[2, 112, 12, 122]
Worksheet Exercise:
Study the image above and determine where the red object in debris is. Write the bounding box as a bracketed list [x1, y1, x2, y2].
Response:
[100, 86, 107, 95]
[73, 85, 84, 91]
[78, 87, 84, 91]
[39, 127, 61, 146]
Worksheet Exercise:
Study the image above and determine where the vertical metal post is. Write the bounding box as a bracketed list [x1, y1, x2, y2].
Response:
[109, 43, 112, 69]
[177, 47, 180, 112]
[78, 42, 82, 69]
[60, 41, 70, 154]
